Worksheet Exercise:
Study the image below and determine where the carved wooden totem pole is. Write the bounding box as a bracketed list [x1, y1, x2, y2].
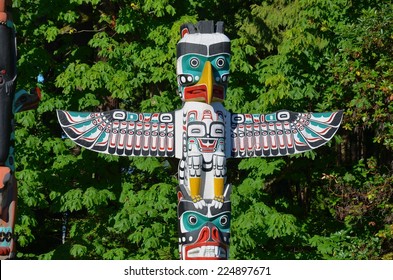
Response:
[57, 21, 343, 260]
[0, 0, 40, 259]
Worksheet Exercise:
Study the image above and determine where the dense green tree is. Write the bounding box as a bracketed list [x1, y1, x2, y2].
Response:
[8, 0, 393, 259]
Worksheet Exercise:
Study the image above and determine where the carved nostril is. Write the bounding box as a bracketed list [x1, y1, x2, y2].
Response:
[212, 226, 220, 241]
[198, 227, 210, 242]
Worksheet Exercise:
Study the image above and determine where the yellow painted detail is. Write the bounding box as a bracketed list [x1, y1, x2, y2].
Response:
[197, 61, 213, 104]
[214, 177, 224, 197]
[190, 177, 201, 198]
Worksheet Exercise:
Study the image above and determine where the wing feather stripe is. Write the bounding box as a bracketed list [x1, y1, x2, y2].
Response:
[57, 109, 176, 157]
[230, 110, 343, 158]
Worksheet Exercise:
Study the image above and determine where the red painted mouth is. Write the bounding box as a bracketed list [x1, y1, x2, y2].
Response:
[184, 85, 224, 102]
[198, 138, 217, 152]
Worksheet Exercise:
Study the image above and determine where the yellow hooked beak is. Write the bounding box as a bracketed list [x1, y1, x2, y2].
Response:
[196, 61, 213, 104]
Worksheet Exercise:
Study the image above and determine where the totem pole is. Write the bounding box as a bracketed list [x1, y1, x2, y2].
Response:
[57, 21, 342, 260]
[0, 0, 41, 259]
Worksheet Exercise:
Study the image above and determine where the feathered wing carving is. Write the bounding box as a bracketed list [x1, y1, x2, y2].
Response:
[230, 110, 343, 158]
[57, 109, 176, 157]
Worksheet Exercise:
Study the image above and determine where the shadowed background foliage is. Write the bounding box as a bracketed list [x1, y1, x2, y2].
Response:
[9, 0, 393, 259]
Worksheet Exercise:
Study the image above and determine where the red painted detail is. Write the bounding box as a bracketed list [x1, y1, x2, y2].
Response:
[0, 247, 10, 255]
[0, 166, 11, 189]
[197, 139, 217, 153]
[202, 110, 212, 120]
[183, 226, 227, 260]
[35, 87, 42, 99]
[184, 85, 208, 102]
[212, 86, 225, 102]
[181, 28, 189, 38]
[184, 85, 224, 102]
[177, 191, 183, 201]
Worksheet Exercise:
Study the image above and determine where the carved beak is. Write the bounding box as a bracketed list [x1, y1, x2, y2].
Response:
[196, 61, 213, 104]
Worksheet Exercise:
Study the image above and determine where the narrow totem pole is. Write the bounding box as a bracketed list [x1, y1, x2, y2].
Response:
[57, 21, 342, 260]
[0, 0, 40, 259]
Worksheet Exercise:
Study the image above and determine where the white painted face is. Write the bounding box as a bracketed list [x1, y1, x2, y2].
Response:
[176, 33, 231, 75]
[185, 108, 225, 156]
[176, 32, 231, 103]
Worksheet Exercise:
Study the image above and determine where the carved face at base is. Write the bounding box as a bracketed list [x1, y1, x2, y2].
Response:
[177, 190, 231, 260]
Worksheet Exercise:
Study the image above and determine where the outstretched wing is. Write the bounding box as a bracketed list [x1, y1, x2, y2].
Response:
[230, 110, 343, 158]
[57, 109, 175, 157]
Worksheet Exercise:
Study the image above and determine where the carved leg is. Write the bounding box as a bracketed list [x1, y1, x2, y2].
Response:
[187, 155, 206, 208]
[212, 155, 226, 208]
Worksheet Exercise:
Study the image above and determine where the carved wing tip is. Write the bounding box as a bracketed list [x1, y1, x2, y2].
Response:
[337, 109, 344, 121]
[330, 109, 344, 128]
[56, 110, 65, 127]
[56, 109, 68, 125]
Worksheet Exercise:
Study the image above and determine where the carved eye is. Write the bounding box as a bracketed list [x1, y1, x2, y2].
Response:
[188, 215, 198, 225]
[188, 124, 206, 137]
[220, 215, 228, 226]
[190, 57, 200, 68]
[210, 123, 225, 138]
[216, 57, 226, 68]
[277, 111, 290, 121]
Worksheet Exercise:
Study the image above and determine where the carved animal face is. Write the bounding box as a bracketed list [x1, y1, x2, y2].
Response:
[176, 21, 230, 104]
[177, 193, 231, 260]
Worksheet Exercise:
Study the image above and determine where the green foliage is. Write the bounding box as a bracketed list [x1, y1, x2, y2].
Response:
[9, 0, 393, 260]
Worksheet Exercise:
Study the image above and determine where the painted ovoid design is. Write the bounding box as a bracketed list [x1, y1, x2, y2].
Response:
[57, 21, 343, 260]
[0, 0, 40, 259]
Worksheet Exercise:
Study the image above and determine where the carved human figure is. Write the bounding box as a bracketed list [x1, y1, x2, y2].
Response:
[57, 20, 342, 260]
